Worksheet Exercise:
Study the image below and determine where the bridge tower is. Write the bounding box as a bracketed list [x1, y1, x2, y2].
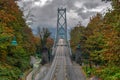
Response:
[56, 8, 67, 43]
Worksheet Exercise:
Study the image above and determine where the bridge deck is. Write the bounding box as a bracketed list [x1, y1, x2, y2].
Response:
[43, 39, 86, 80]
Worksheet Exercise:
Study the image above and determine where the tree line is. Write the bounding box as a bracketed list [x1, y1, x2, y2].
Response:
[0, 0, 53, 80]
[70, 0, 120, 79]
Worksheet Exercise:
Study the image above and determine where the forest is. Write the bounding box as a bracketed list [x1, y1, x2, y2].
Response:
[0, 0, 53, 80]
[0, 0, 120, 80]
[70, 0, 120, 79]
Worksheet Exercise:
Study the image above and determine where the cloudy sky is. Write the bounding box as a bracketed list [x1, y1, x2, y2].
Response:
[17, 0, 112, 35]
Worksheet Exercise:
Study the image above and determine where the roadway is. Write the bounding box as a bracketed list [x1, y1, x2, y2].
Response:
[43, 39, 86, 80]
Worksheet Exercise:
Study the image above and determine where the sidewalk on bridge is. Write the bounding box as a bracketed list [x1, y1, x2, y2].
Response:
[73, 62, 99, 80]
[26, 57, 51, 80]
[73, 62, 87, 80]
[22, 68, 32, 80]
[34, 64, 50, 80]
[26, 57, 41, 80]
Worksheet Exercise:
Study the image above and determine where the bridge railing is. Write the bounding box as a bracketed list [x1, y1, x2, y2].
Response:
[43, 50, 58, 80]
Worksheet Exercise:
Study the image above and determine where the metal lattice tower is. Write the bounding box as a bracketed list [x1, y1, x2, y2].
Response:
[56, 8, 67, 43]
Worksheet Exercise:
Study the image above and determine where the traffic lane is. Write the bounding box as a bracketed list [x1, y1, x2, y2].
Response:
[64, 46, 85, 80]
[64, 46, 77, 80]
[43, 45, 64, 80]
[55, 45, 85, 80]
[56, 46, 66, 80]
[43, 46, 60, 80]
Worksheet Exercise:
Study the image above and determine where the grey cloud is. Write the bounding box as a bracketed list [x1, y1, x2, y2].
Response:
[84, 2, 100, 9]
[17, 0, 111, 30]
[78, 11, 96, 19]
[31, 0, 78, 27]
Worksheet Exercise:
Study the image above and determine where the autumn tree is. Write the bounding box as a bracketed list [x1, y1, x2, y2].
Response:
[70, 0, 120, 79]
[0, 0, 39, 79]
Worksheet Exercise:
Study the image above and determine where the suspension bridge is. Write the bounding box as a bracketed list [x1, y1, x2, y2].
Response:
[27, 8, 86, 80]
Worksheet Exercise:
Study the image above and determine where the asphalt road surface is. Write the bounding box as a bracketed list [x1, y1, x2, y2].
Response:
[43, 39, 86, 80]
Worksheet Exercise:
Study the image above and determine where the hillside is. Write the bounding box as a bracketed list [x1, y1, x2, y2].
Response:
[0, 0, 38, 79]
[70, 0, 120, 79]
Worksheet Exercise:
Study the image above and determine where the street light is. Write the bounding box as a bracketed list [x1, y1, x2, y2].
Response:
[75, 44, 82, 65]
[11, 36, 18, 46]
[7, 36, 18, 56]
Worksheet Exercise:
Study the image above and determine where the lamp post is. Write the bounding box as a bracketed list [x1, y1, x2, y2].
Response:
[75, 44, 82, 65]
[11, 36, 18, 46]
[6, 36, 17, 56]
[41, 31, 44, 48]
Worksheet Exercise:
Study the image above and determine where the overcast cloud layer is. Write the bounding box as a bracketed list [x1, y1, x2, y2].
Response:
[17, 0, 112, 35]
